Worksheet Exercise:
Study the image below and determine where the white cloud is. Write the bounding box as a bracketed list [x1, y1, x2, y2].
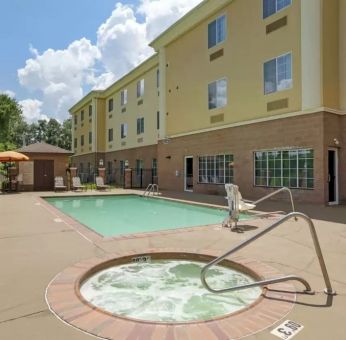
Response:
[0, 90, 16, 98]
[18, 38, 100, 121]
[17, 0, 203, 121]
[97, 3, 152, 79]
[138, 0, 203, 41]
[19, 99, 49, 123]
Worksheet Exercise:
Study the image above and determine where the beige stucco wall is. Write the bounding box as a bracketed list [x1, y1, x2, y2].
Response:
[165, 0, 302, 136]
[105, 65, 159, 152]
[71, 100, 94, 155]
[322, 0, 340, 109]
[340, 0, 346, 111]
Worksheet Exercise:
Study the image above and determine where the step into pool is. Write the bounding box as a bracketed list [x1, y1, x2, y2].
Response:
[45, 195, 250, 237]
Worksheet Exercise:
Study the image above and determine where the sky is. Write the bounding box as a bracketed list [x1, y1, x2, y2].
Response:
[0, 0, 202, 123]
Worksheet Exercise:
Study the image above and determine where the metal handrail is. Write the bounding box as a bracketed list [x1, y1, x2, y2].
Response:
[201, 212, 336, 295]
[251, 187, 295, 213]
[142, 184, 159, 197]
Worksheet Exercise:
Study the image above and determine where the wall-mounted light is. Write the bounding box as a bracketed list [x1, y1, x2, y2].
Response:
[125, 160, 129, 168]
[333, 138, 340, 146]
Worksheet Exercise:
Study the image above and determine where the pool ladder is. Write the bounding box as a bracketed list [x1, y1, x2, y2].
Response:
[142, 184, 159, 197]
[201, 212, 336, 296]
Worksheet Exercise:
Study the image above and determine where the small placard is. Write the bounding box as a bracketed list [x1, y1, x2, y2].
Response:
[271, 320, 304, 339]
[132, 255, 151, 263]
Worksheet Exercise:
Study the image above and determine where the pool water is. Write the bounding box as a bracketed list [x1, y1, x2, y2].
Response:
[45, 195, 249, 237]
[80, 260, 262, 322]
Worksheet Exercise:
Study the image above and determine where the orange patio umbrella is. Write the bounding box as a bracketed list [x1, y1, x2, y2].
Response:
[0, 151, 29, 162]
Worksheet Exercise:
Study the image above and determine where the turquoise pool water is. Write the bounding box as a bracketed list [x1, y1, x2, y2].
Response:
[45, 195, 248, 237]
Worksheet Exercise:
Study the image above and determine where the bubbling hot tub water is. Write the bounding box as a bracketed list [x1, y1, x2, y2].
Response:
[80, 259, 262, 322]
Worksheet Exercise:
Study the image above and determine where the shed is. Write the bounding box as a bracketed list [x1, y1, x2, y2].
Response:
[17, 142, 72, 191]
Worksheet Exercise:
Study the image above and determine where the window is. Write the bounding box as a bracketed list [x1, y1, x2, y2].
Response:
[89, 131, 92, 144]
[263, 0, 291, 19]
[74, 138, 77, 148]
[89, 105, 92, 117]
[254, 149, 314, 189]
[152, 159, 157, 177]
[81, 110, 84, 121]
[156, 69, 160, 88]
[121, 89, 128, 106]
[208, 15, 226, 49]
[264, 53, 292, 94]
[87, 162, 91, 174]
[80, 135, 84, 146]
[199, 154, 234, 184]
[108, 128, 113, 142]
[108, 98, 114, 112]
[136, 159, 143, 176]
[208, 78, 227, 109]
[137, 79, 144, 98]
[74, 115, 77, 125]
[157, 111, 160, 130]
[121, 123, 128, 139]
[79, 163, 84, 174]
[137, 117, 144, 135]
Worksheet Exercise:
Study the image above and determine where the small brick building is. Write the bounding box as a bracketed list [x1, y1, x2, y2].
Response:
[17, 143, 72, 191]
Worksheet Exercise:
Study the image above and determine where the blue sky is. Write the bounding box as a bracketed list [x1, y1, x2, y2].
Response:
[0, 0, 202, 122]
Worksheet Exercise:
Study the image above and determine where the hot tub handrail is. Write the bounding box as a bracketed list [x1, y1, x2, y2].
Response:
[201, 212, 336, 295]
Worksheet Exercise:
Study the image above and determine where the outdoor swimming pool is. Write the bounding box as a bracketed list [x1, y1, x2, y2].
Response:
[45, 195, 250, 237]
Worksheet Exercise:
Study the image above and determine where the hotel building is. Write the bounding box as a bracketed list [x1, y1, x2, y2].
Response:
[70, 0, 345, 204]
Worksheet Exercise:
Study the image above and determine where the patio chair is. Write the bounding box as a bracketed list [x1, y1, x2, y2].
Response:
[95, 176, 111, 191]
[54, 176, 67, 192]
[72, 176, 87, 191]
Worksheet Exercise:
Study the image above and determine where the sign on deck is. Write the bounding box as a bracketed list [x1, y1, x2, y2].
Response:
[271, 320, 304, 339]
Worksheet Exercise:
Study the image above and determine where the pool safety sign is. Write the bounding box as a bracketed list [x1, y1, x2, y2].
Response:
[271, 320, 304, 339]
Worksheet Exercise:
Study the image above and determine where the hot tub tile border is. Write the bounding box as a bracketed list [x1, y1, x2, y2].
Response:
[46, 250, 296, 340]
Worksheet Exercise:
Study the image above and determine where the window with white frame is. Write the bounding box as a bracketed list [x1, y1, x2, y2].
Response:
[208, 78, 227, 110]
[89, 105, 92, 117]
[199, 154, 234, 184]
[108, 128, 113, 142]
[89, 131, 92, 144]
[121, 89, 128, 106]
[135, 159, 143, 176]
[137, 117, 144, 135]
[121, 123, 128, 139]
[208, 15, 226, 49]
[137, 79, 144, 98]
[120, 160, 125, 175]
[264, 53, 292, 94]
[108, 98, 114, 112]
[254, 149, 314, 189]
[263, 0, 291, 19]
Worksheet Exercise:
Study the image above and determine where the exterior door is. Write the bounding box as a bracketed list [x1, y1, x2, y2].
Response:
[34, 160, 54, 191]
[328, 149, 339, 205]
[184, 156, 193, 192]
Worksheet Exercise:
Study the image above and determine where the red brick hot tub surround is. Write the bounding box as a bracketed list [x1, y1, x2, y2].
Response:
[46, 250, 296, 340]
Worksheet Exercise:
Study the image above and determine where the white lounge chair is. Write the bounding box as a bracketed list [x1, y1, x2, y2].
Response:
[95, 176, 110, 191]
[54, 176, 67, 192]
[72, 177, 87, 191]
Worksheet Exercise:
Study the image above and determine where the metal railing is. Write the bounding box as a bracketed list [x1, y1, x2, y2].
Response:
[251, 187, 295, 213]
[201, 212, 336, 296]
[142, 184, 159, 197]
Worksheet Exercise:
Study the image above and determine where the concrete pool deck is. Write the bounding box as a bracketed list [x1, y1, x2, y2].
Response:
[0, 189, 345, 339]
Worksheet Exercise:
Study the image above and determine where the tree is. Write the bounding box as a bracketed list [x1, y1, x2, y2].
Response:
[0, 94, 24, 145]
[60, 119, 71, 150]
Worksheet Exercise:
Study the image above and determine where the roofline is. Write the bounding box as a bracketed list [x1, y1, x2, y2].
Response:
[149, 0, 233, 51]
[69, 54, 159, 114]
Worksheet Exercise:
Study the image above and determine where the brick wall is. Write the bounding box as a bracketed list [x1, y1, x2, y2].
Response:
[158, 112, 332, 204]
